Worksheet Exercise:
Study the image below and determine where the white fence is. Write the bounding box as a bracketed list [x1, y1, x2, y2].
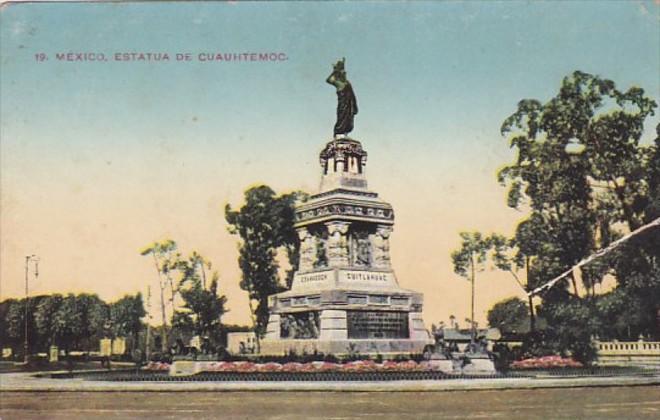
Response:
[595, 340, 660, 366]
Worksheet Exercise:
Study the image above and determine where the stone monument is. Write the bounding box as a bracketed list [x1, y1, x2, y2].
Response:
[260, 60, 432, 356]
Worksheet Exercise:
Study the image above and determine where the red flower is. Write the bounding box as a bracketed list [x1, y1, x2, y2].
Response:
[510, 356, 583, 370]
[234, 362, 257, 372]
[281, 362, 305, 372]
[315, 362, 340, 372]
[257, 362, 283, 372]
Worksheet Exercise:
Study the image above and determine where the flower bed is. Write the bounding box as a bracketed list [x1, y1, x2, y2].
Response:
[145, 361, 170, 371]
[510, 355, 582, 370]
[144, 360, 436, 373]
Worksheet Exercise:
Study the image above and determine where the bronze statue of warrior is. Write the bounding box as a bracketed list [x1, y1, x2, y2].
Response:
[326, 58, 358, 137]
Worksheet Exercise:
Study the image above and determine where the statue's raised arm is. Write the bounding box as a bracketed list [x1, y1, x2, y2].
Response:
[327, 58, 358, 137]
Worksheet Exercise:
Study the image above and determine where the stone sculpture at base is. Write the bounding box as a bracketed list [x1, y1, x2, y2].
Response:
[261, 137, 433, 356]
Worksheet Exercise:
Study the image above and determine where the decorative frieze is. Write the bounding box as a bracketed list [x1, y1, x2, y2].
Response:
[275, 289, 418, 310]
[311, 188, 378, 200]
[296, 203, 394, 223]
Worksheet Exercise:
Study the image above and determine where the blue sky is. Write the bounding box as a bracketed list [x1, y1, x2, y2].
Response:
[1, 1, 658, 324]
[3, 1, 658, 157]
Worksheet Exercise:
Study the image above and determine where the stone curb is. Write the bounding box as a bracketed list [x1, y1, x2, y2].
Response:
[1, 372, 659, 392]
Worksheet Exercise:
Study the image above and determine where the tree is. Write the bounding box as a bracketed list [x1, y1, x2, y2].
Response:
[34, 294, 64, 348]
[3, 293, 145, 355]
[4, 297, 47, 355]
[541, 299, 601, 363]
[276, 192, 306, 288]
[501, 71, 657, 289]
[605, 123, 660, 339]
[109, 293, 146, 347]
[487, 297, 530, 337]
[52, 294, 85, 354]
[141, 239, 179, 351]
[5, 300, 26, 351]
[498, 70, 659, 356]
[225, 185, 303, 343]
[451, 232, 491, 342]
[595, 287, 646, 341]
[488, 232, 540, 331]
[0, 299, 18, 350]
[172, 252, 227, 345]
[75, 293, 108, 351]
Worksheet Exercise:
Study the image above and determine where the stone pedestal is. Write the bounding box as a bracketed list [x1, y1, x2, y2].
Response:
[260, 138, 432, 357]
[428, 358, 455, 373]
[319, 310, 347, 340]
[265, 313, 281, 340]
[462, 356, 496, 373]
[409, 312, 428, 341]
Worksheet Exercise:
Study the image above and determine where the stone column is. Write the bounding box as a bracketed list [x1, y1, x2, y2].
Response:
[372, 225, 393, 269]
[297, 227, 314, 272]
[408, 312, 428, 341]
[319, 310, 348, 340]
[265, 313, 281, 340]
[335, 150, 345, 172]
[325, 221, 350, 267]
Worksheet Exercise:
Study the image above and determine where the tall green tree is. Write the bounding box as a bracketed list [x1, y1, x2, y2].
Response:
[277, 192, 306, 288]
[498, 70, 659, 357]
[4, 297, 48, 355]
[76, 294, 108, 350]
[500, 71, 657, 294]
[5, 300, 27, 351]
[141, 239, 179, 351]
[51, 294, 85, 354]
[451, 232, 491, 342]
[109, 293, 146, 347]
[172, 252, 227, 345]
[487, 297, 530, 336]
[34, 294, 64, 348]
[225, 185, 303, 341]
[0, 299, 18, 349]
[488, 232, 539, 331]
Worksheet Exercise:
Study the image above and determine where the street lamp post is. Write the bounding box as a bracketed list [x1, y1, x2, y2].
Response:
[23, 255, 39, 364]
[145, 285, 152, 362]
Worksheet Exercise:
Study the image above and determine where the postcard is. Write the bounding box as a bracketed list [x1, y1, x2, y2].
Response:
[1, 1, 659, 418]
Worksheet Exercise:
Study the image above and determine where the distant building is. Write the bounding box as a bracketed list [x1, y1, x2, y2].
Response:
[227, 332, 257, 355]
[438, 328, 500, 352]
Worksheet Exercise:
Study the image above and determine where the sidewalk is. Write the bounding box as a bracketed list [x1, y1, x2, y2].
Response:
[1, 370, 659, 392]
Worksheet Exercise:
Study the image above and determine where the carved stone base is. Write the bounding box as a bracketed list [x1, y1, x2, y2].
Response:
[428, 359, 455, 373]
[319, 310, 347, 340]
[265, 313, 281, 340]
[259, 338, 431, 357]
[462, 357, 496, 373]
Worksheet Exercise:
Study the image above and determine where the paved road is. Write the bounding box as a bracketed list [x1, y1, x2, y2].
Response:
[1, 386, 659, 419]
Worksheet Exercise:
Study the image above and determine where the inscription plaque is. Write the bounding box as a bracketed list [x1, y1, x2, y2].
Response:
[338, 270, 396, 288]
[346, 310, 409, 339]
[298, 272, 330, 283]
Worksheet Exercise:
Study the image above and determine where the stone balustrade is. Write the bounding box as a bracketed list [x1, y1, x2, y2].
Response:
[594, 340, 660, 366]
